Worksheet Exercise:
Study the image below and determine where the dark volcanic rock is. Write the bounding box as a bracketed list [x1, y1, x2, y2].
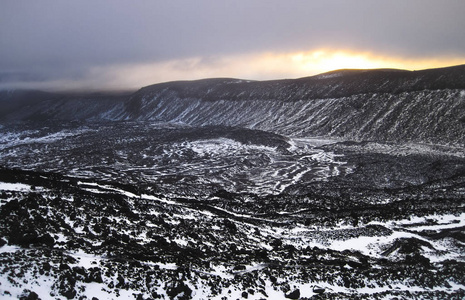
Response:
[19, 291, 39, 300]
[2, 65, 465, 145]
[1, 65, 465, 299]
[285, 289, 300, 299]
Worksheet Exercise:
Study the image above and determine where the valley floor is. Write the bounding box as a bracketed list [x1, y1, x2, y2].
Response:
[0, 123, 464, 299]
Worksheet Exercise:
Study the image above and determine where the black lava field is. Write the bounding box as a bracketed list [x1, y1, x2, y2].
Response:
[0, 66, 465, 299]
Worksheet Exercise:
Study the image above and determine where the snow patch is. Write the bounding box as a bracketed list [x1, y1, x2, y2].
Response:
[0, 182, 31, 191]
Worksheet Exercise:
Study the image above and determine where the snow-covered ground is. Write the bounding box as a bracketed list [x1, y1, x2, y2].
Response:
[0, 122, 464, 299]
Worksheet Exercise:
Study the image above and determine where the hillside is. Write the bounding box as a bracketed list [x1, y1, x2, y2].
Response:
[1, 65, 465, 145]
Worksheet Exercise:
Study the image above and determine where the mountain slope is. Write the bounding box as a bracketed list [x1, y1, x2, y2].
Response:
[121, 88, 464, 145]
[130, 64, 465, 105]
[0, 90, 128, 123]
[1, 65, 465, 145]
[120, 65, 465, 145]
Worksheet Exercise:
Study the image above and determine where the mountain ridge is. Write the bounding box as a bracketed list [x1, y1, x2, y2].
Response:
[1, 64, 465, 145]
[132, 64, 465, 103]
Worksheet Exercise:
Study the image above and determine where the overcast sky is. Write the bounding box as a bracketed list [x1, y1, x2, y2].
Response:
[1, 0, 465, 91]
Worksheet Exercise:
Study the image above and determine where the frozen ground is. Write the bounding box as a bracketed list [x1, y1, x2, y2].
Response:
[0, 124, 353, 196]
[0, 122, 464, 299]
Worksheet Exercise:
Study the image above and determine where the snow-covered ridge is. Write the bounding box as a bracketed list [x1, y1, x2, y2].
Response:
[123, 89, 465, 145]
[2, 65, 465, 145]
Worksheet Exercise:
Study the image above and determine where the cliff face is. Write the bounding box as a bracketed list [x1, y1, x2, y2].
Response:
[1, 65, 465, 145]
[120, 88, 464, 145]
[119, 65, 465, 145]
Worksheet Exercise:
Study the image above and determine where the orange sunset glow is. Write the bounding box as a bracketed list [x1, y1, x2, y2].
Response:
[1, 1, 464, 91]
[81, 49, 465, 91]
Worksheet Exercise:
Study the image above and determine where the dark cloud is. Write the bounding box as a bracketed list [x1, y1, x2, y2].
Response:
[1, 0, 464, 90]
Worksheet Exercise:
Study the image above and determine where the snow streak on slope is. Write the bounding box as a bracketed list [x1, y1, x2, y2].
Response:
[2, 66, 465, 145]
[0, 127, 92, 150]
[121, 89, 465, 145]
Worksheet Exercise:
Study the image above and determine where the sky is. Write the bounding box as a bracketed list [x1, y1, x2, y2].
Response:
[1, 0, 465, 91]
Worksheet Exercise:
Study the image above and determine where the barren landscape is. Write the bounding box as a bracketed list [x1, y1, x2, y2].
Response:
[1, 66, 465, 299]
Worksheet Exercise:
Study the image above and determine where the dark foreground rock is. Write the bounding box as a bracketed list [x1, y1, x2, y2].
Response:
[0, 166, 464, 299]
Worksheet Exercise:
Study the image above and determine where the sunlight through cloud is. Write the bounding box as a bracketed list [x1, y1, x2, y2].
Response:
[92, 49, 465, 91]
[5, 49, 464, 92]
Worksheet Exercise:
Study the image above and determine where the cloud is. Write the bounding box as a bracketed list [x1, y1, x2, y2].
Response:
[1, 0, 465, 91]
[88, 50, 465, 89]
[3, 49, 463, 92]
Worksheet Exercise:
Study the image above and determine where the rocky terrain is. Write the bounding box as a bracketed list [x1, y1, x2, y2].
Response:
[0, 65, 464, 299]
[2, 65, 465, 145]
